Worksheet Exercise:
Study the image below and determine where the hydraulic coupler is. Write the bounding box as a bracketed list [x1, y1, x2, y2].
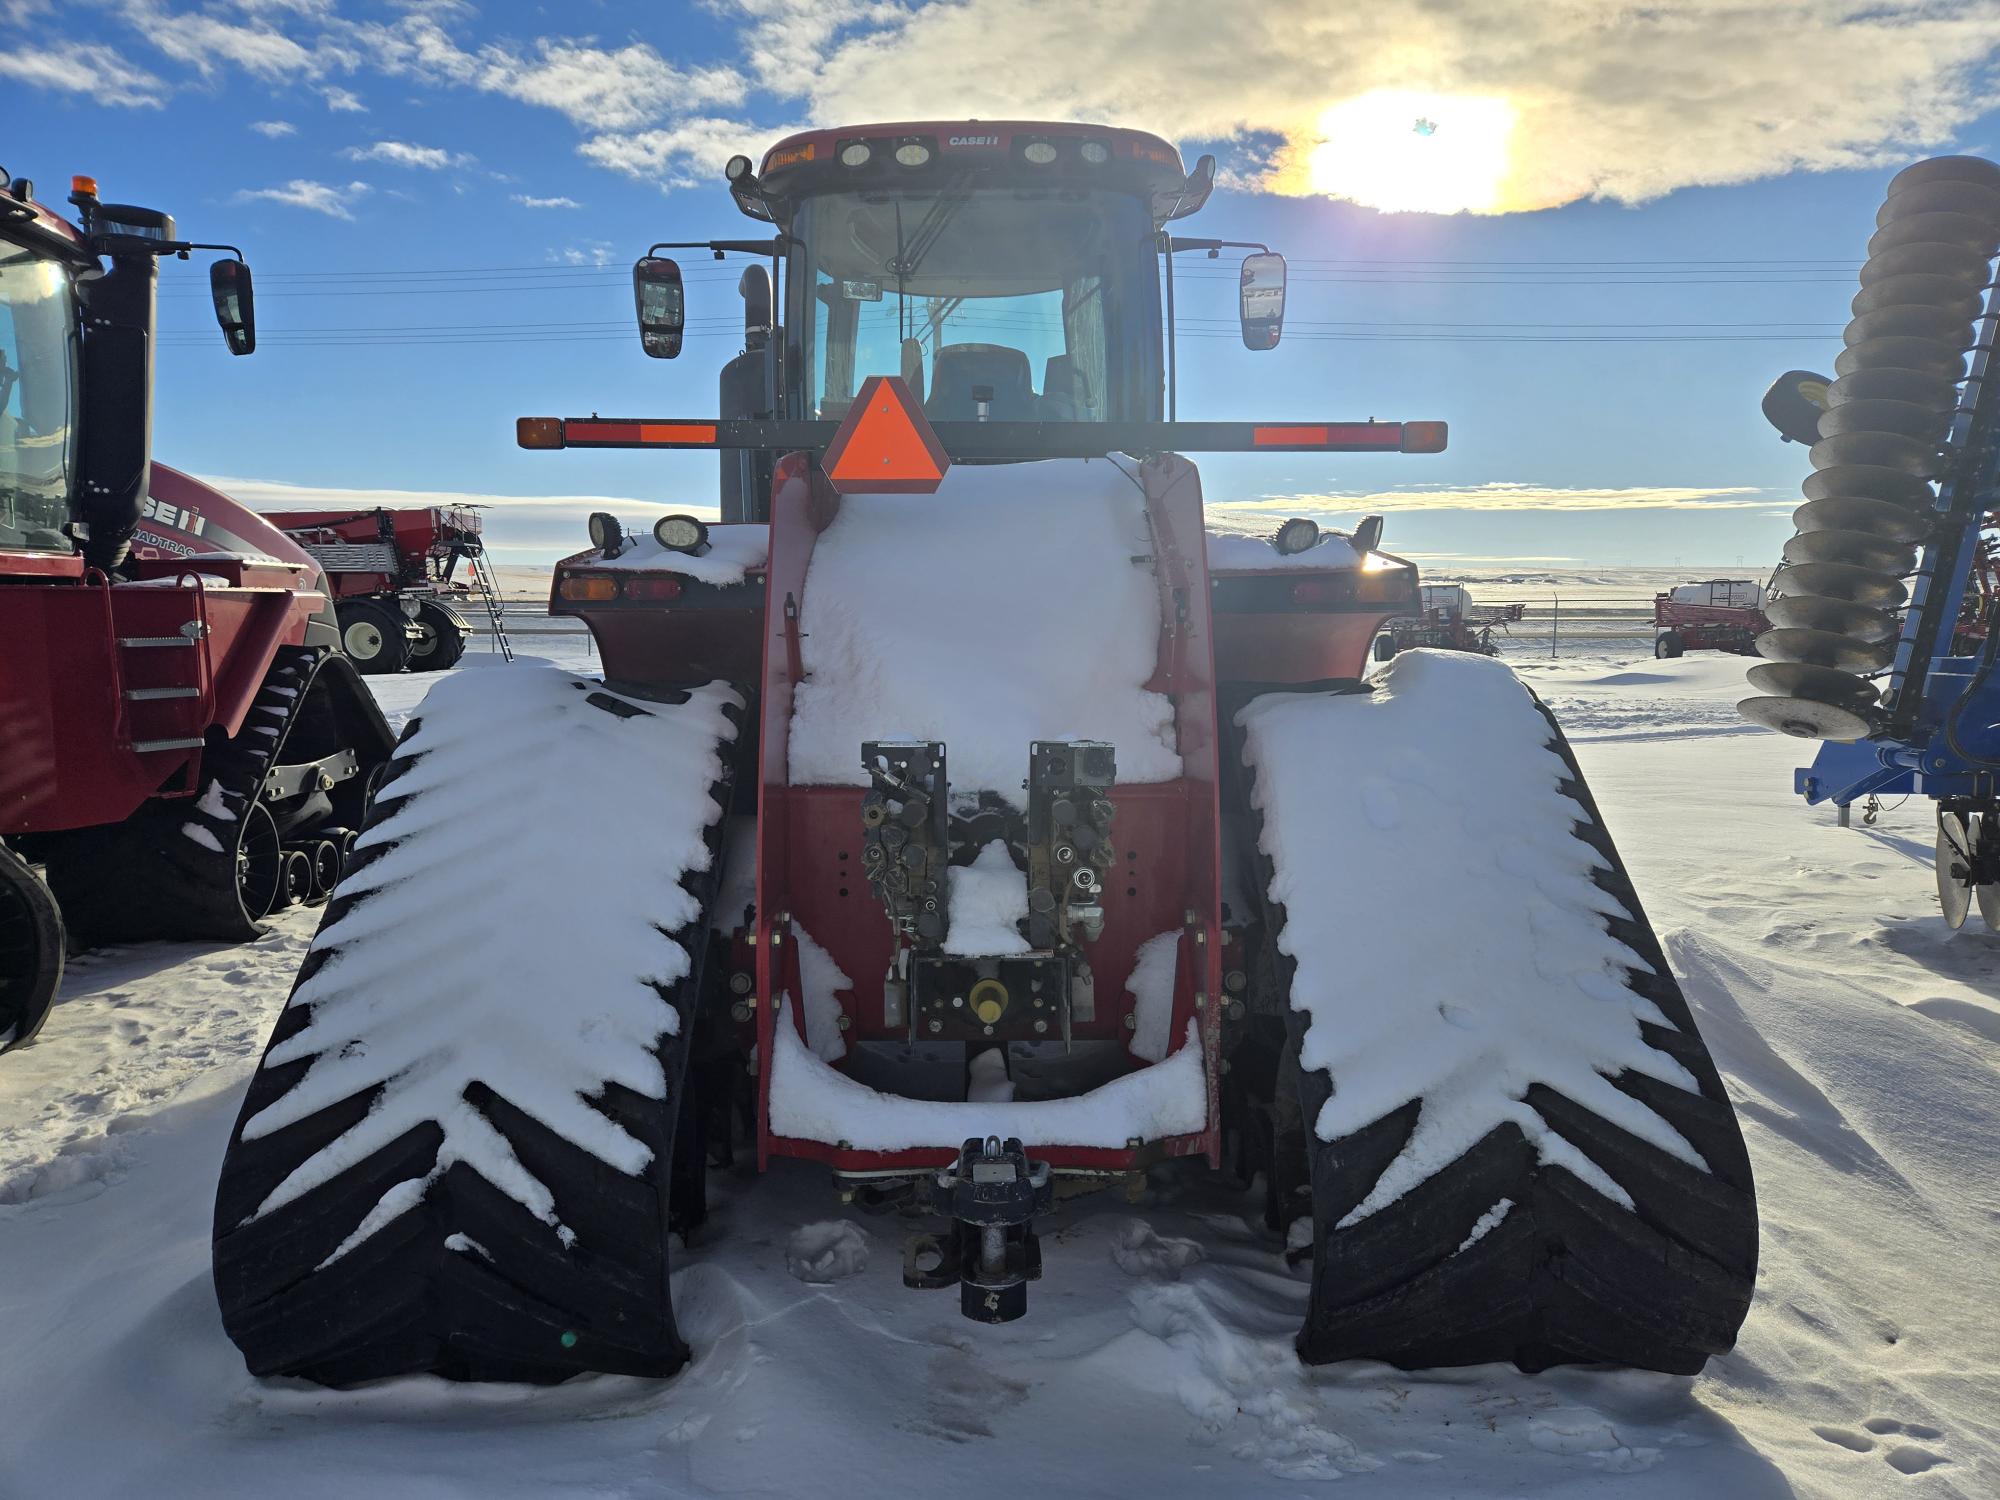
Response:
[903, 1135, 1053, 1323]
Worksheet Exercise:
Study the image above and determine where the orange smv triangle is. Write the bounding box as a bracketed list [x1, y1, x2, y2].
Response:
[822, 375, 951, 495]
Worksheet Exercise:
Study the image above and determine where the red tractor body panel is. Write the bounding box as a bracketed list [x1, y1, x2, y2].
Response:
[1, 466, 327, 836]
[552, 453, 1399, 1174]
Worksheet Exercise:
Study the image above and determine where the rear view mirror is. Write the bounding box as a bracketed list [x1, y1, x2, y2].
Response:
[1240, 251, 1287, 350]
[634, 256, 684, 359]
[1761, 369, 1831, 445]
[209, 258, 255, 356]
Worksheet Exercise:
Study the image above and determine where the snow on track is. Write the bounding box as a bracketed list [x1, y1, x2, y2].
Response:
[4, 645, 1998, 1497]
[1239, 650, 1707, 1223]
[239, 667, 740, 1250]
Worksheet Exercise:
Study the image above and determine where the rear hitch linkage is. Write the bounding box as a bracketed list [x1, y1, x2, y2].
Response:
[904, 1135, 1053, 1323]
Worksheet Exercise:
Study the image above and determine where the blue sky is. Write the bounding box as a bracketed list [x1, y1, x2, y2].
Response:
[7, 1, 2000, 568]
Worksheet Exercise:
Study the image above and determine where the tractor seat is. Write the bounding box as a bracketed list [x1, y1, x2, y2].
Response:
[926, 343, 1037, 422]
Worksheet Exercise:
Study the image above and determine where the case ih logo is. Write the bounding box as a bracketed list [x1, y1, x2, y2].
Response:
[140, 495, 209, 537]
[946, 135, 1000, 148]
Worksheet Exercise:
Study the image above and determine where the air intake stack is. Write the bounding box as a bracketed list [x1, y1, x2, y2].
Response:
[1741, 155, 2000, 741]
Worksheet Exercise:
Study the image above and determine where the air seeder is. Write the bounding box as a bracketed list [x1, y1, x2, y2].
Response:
[215, 123, 1756, 1385]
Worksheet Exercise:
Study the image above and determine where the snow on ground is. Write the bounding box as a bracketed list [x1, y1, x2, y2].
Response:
[4, 639, 1999, 1498]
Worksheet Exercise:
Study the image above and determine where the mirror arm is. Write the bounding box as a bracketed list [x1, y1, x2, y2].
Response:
[648, 236, 790, 261]
[1167, 237, 1270, 256]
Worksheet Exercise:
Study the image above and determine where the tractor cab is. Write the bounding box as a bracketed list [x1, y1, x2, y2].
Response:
[0, 168, 256, 575]
[626, 123, 1289, 520]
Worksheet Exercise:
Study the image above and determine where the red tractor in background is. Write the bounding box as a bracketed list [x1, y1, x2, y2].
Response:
[258, 504, 513, 673]
[0, 167, 394, 1055]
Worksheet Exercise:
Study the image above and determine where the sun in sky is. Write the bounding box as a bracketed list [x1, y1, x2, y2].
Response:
[1300, 90, 1519, 214]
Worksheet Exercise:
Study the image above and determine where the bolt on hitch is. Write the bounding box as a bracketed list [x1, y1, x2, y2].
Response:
[903, 1135, 1053, 1323]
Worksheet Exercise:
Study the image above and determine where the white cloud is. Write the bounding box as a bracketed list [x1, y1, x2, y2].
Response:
[249, 118, 296, 137]
[578, 116, 787, 188]
[322, 84, 364, 112]
[553, 242, 615, 267]
[470, 40, 744, 132]
[776, 0, 2000, 212]
[0, 40, 168, 105]
[1223, 484, 1776, 514]
[123, 0, 317, 81]
[513, 193, 582, 210]
[342, 139, 471, 169]
[234, 178, 368, 219]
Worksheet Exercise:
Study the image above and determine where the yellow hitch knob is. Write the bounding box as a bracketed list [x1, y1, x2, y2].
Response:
[969, 978, 1008, 1026]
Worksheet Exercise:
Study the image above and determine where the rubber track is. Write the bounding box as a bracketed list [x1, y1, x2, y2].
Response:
[1238, 686, 1758, 1375]
[212, 691, 738, 1385]
[45, 646, 394, 945]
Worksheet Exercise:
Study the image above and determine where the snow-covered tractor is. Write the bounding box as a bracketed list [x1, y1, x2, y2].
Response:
[0, 167, 395, 1057]
[212, 123, 1756, 1385]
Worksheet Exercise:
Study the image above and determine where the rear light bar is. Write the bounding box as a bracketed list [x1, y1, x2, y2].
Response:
[522, 416, 1448, 458]
[556, 573, 685, 603]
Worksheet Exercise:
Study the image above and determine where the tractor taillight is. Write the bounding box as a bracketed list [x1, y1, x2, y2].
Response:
[621, 577, 684, 602]
[1354, 569, 1415, 605]
[1290, 578, 1347, 608]
[1401, 421, 1449, 453]
[558, 575, 617, 602]
[518, 417, 564, 449]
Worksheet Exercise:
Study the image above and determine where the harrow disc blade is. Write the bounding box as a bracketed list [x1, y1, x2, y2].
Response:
[1887, 154, 2000, 197]
[1810, 431, 1941, 477]
[1938, 811, 1975, 930]
[1781, 528, 1918, 573]
[1867, 211, 2000, 257]
[1878, 177, 2000, 228]
[1738, 694, 1873, 742]
[1769, 561, 1908, 609]
[1754, 626, 1897, 672]
[1825, 367, 1961, 413]
[1843, 310, 1975, 359]
[1792, 495, 1933, 543]
[1979, 813, 2000, 933]
[1764, 592, 1901, 643]
[1802, 464, 1936, 508]
[1833, 337, 1970, 382]
[1859, 241, 1994, 288]
[1743, 662, 1880, 707]
[1815, 396, 1952, 442]
[1849, 276, 1984, 323]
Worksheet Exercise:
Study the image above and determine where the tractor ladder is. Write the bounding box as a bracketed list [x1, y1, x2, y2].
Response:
[467, 549, 515, 662]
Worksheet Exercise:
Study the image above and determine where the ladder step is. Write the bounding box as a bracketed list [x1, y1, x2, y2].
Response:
[131, 736, 205, 753]
[118, 636, 198, 648]
[124, 687, 201, 701]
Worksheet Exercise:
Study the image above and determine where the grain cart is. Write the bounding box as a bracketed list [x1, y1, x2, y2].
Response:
[265, 504, 513, 673]
[1742, 156, 2000, 930]
[0, 167, 394, 1055]
[215, 122, 1755, 1385]
[1377, 581, 1526, 658]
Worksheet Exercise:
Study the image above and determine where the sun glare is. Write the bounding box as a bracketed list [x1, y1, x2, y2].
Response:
[1304, 91, 1518, 214]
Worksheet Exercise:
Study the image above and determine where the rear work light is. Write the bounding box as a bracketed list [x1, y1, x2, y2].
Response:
[559, 575, 617, 602]
[620, 576, 684, 602]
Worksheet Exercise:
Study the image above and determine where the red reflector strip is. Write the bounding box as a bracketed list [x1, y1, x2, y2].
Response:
[620, 576, 684, 602]
[564, 421, 719, 447]
[1251, 424, 1403, 450]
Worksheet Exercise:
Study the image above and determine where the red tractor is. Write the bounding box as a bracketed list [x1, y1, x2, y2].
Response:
[213, 123, 1755, 1387]
[0, 167, 394, 1056]
[263, 504, 511, 673]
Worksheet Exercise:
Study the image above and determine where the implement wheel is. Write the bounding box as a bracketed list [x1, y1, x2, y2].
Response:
[1655, 631, 1686, 659]
[0, 843, 63, 1056]
[408, 600, 470, 673]
[339, 602, 409, 675]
